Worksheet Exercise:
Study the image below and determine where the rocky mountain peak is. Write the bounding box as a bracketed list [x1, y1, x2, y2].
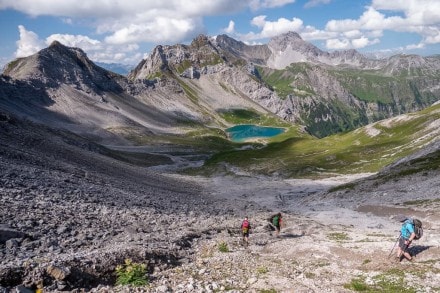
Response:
[216, 34, 246, 50]
[3, 41, 122, 92]
[268, 31, 314, 52]
[266, 31, 325, 68]
[190, 34, 212, 48]
[129, 34, 224, 80]
[49, 40, 64, 48]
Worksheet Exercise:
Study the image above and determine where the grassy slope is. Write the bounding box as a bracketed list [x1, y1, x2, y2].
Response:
[256, 63, 440, 138]
[200, 103, 440, 178]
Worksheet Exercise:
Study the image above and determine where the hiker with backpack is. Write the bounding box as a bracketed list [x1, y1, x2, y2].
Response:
[396, 217, 423, 262]
[270, 212, 282, 237]
[241, 216, 251, 246]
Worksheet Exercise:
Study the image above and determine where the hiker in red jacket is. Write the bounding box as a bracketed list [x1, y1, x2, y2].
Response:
[241, 216, 251, 246]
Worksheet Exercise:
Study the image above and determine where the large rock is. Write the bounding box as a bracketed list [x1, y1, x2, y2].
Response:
[46, 265, 70, 281]
[0, 225, 26, 244]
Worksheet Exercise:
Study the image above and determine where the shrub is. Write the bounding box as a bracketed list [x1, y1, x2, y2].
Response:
[218, 241, 229, 252]
[257, 266, 269, 274]
[115, 259, 148, 287]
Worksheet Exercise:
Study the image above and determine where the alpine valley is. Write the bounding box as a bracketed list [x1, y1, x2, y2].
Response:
[0, 32, 439, 292]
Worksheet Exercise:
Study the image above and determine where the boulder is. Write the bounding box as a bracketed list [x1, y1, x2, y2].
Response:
[0, 225, 26, 244]
[46, 265, 70, 281]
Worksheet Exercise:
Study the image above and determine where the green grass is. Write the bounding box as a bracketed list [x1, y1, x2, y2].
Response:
[218, 241, 229, 253]
[218, 108, 292, 128]
[198, 103, 440, 178]
[109, 96, 440, 179]
[344, 269, 417, 292]
[256, 63, 315, 98]
[176, 77, 199, 104]
[327, 232, 350, 241]
[115, 259, 148, 287]
[362, 259, 371, 265]
[4, 58, 23, 74]
[403, 198, 440, 206]
[256, 266, 269, 275]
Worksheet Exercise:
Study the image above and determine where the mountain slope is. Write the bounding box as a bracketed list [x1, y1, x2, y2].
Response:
[129, 32, 440, 138]
[2, 32, 440, 144]
[200, 102, 440, 178]
[1, 40, 291, 147]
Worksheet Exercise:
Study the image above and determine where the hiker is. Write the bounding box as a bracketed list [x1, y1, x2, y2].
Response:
[241, 216, 251, 246]
[396, 217, 416, 262]
[270, 212, 282, 237]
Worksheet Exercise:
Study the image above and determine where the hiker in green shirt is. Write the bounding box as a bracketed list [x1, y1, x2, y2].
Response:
[271, 213, 282, 237]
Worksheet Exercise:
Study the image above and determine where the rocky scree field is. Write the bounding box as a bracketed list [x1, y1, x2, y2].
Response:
[1, 111, 440, 292]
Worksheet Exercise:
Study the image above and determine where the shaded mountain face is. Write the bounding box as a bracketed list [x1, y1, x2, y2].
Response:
[0, 42, 219, 144]
[2, 32, 440, 140]
[3, 41, 124, 93]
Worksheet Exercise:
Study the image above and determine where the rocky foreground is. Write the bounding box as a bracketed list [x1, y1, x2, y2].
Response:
[0, 113, 251, 291]
[1, 113, 440, 292]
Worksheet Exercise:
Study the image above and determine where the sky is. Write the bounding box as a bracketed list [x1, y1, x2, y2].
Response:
[1, 0, 440, 68]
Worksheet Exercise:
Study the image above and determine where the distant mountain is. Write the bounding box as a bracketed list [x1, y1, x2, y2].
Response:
[0, 40, 274, 145]
[130, 32, 440, 137]
[0, 41, 207, 144]
[2, 32, 440, 141]
[96, 62, 133, 75]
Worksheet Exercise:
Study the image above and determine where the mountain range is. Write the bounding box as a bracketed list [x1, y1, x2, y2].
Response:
[2, 32, 440, 142]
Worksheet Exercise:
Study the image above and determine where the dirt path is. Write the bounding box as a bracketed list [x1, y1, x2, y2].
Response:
[144, 173, 440, 292]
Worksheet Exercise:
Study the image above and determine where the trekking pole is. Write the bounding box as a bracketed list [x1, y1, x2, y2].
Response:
[388, 233, 401, 258]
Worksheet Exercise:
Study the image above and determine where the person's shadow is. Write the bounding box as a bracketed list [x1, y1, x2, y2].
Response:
[281, 233, 304, 239]
[409, 245, 431, 257]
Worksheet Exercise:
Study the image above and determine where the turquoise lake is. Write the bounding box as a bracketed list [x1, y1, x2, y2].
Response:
[226, 125, 285, 142]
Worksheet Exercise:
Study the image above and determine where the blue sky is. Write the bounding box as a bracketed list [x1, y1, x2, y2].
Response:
[1, 0, 440, 68]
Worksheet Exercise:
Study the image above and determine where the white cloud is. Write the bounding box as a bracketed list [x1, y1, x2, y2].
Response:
[104, 17, 203, 45]
[352, 36, 379, 49]
[1, 0, 254, 46]
[323, 1, 440, 51]
[326, 36, 379, 50]
[251, 15, 268, 28]
[6, 0, 440, 61]
[343, 30, 362, 39]
[326, 38, 350, 50]
[425, 32, 440, 44]
[244, 15, 303, 40]
[46, 34, 101, 50]
[304, 0, 331, 9]
[372, 0, 440, 26]
[250, 0, 296, 10]
[300, 27, 337, 40]
[13, 25, 141, 64]
[406, 43, 425, 50]
[15, 25, 45, 57]
[325, 7, 394, 32]
[224, 20, 236, 34]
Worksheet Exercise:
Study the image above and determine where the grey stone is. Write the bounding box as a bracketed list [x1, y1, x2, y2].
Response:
[0, 227, 26, 244]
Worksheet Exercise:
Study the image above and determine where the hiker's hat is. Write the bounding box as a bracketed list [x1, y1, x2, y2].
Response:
[394, 214, 408, 222]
